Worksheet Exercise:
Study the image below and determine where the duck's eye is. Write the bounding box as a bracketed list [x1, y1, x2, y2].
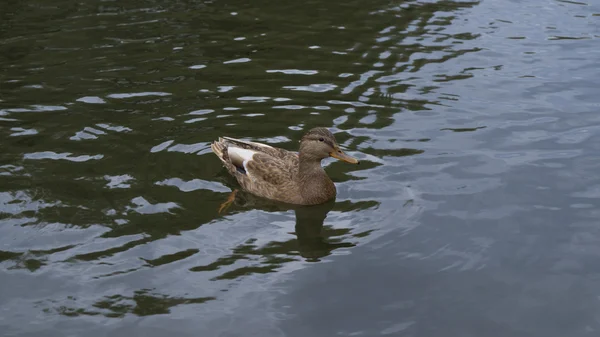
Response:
[318, 137, 325, 142]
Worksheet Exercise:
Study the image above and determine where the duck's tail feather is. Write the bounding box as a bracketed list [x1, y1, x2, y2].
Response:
[211, 138, 248, 177]
[211, 138, 229, 164]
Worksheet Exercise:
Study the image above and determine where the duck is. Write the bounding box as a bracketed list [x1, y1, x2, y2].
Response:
[210, 127, 359, 207]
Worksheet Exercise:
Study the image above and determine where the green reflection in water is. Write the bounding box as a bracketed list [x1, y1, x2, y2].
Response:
[0, 0, 480, 321]
[46, 289, 215, 318]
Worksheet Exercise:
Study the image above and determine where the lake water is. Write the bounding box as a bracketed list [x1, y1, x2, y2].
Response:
[1, 0, 600, 336]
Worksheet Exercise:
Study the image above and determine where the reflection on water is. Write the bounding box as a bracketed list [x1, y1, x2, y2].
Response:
[48, 289, 215, 318]
[294, 201, 356, 260]
[10, 190, 386, 319]
[187, 200, 352, 280]
[2, 0, 600, 335]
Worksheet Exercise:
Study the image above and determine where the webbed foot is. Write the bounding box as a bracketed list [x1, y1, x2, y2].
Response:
[218, 189, 238, 214]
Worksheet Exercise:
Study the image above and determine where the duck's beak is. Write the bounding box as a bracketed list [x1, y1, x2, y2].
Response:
[330, 146, 360, 164]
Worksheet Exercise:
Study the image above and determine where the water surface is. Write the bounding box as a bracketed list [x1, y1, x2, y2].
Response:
[1, 0, 600, 336]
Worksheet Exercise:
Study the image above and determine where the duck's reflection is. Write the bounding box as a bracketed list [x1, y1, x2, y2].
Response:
[229, 190, 354, 260]
[189, 191, 377, 278]
[293, 199, 354, 260]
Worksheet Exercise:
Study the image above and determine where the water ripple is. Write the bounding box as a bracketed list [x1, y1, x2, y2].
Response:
[23, 152, 104, 162]
[223, 58, 251, 64]
[107, 92, 171, 99]
[127, 197, 180, 215]
[266, 69, 319, 75]
[76, 96, 106, 104]
[1, 0, 600, 335]
[155, 178, 230, 193]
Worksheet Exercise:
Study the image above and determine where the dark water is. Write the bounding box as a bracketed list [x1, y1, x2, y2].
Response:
[1, 0, 600, 336]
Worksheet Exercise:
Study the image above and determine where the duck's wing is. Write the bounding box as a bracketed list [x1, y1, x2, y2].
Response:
[224, 146, 298, 202]
[211, 139, 297, 188]
[221, 136, 275, 150]
[242, 151, 296, 186]
[220, 136, 295, 160]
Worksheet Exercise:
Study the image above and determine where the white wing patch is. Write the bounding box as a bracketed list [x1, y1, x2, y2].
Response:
[227, 147, 256, 176]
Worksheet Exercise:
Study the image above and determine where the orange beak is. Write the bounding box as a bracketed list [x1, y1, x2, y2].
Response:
[330, 146, 360, 164]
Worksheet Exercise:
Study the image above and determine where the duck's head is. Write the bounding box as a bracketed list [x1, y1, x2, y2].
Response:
[299, 127, 360, 164]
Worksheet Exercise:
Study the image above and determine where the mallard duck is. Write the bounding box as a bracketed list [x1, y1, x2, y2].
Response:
[211, 127, 359, 206]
